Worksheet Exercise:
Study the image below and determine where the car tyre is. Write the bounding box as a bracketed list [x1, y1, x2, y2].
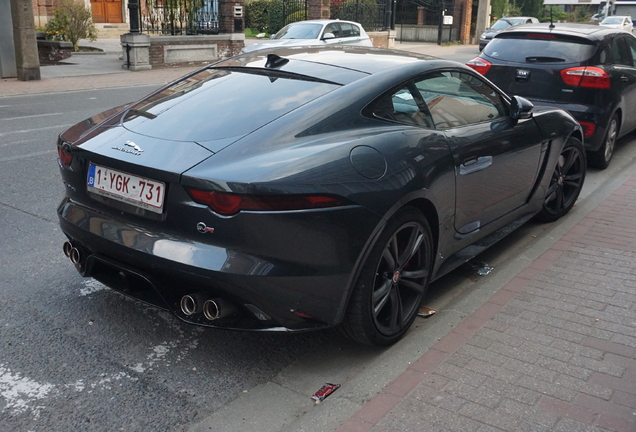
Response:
[339, 207, 433, 346]
[588, 114, 618, 169]
[535, 136, 586, 223]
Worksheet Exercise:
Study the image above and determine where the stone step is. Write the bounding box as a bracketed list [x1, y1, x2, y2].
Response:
[95, 23, 129, 38]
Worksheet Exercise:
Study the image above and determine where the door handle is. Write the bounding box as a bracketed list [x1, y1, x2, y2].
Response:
[621, 75, 629, 82]
[460, 156, 492, 175]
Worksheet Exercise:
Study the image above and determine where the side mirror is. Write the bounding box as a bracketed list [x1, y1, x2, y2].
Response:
[270, 34, 276, 39]
[510, 95, 533, 120]
[322, 32, 336, 40]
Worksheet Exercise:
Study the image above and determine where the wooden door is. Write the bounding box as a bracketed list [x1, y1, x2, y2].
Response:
[91, 0, 123, 23]
[90, 0, 106, 23]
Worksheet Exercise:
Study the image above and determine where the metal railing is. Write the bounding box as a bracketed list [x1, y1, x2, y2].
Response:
[140, 0, 220, 35]
[267, 0, 308, 34]
[330, 0, 392, 31]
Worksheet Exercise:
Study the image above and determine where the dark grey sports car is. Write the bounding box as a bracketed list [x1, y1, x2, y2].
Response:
[57, 46, 585, 346]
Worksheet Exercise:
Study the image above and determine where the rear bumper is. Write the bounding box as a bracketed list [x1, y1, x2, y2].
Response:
[58, 197, 381, 331]
[527, 99, 610, 152]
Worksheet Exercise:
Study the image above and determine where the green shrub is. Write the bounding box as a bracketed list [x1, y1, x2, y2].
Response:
[245, 0, 270, 32]
[267, 0, 285, 34]
[45, 0, 97, 51]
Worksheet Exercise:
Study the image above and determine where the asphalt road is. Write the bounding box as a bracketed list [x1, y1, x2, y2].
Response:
[2, 81, 636, 432]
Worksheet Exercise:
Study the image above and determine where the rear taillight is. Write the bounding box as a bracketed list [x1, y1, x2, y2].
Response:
[57, 145, 73, 167]
[186, 189, 346, 216]
[466, 57, 492, 75]
[579, 121, 596, 137]
[560, 67, 610, 89]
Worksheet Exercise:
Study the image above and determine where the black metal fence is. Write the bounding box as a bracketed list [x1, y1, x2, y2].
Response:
[267, 0, 308, 34]
[395, 0, 460, 42]
[330, 0, 393, 31]
[140, 0, 220, 35]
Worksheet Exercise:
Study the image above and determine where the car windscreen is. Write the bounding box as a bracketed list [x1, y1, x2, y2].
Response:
[483, 36, 597, 63]
[273, 23, 323, 40]
[601, 17, 623, 24]
[490, 20, 512, 30]
[507, 18, 526, 25]
[122, 68, 339, 141]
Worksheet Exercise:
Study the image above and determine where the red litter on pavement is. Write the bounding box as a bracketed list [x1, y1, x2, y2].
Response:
[418, 306, 437, 317]
[311, 383, 341, 404]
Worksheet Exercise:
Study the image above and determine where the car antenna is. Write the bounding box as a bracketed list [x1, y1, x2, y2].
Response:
[549, 7, 555, 29]
[265, 53, 289, 69]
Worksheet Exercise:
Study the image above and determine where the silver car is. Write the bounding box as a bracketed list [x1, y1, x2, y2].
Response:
[242, 19, 374, 53]
[599, 15, 634, 32]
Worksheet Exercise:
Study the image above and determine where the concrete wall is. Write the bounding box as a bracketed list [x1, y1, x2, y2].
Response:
[147, 34, 245, 67]
[396, 25, 459, 43]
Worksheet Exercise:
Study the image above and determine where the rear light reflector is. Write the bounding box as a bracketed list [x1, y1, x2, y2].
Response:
[526, 33, 556, 38]
[186, 189, 346, 216]
[466, 57, 492, 75]
[560, 67, 610, 89]
[579, 121, 596, 137]
[57, 146, 73, 167]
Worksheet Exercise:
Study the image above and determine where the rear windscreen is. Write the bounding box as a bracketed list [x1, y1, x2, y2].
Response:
[483, 36, 597, 63]
[122, 68, 338, 141]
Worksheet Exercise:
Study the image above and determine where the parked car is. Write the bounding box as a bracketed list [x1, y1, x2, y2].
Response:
[57, 46, 585, 346]
[241, 19, 373, 53]
[479, 16, 540, 51]
[467, 23, 636, 168]
[599, 15, 634, 32]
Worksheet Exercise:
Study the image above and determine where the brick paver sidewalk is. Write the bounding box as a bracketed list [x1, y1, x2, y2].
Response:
[337, 174, 636, 432]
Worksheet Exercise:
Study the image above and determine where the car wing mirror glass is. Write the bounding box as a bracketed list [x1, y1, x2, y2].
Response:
[322, 32, 335, 40]
[510, 95, 534, 120]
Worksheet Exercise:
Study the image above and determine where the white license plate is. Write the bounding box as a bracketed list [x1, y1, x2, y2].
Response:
[87, 163, 165, 213]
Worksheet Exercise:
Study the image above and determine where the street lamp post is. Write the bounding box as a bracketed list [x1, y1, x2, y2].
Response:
[128, 0, 141, 34]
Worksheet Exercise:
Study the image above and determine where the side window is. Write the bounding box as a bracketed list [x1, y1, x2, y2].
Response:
[371, 86, 434, 127]
[414, 71, 506, 130]
[625, 37, 636, 67]
[340, 23, 361, 38]
[612, 37, 631, 66]
[324, 23, 340, 38]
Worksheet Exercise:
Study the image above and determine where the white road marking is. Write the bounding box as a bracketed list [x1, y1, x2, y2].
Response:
[0, 113, 64, 121]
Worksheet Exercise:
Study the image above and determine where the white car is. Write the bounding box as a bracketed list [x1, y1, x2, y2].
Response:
[242, 20, 374, 53]
[599, 15, 634, 32]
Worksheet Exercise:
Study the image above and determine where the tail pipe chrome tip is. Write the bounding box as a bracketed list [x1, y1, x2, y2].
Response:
[70, 248, 82, 265]
[203, 298, 236, 321]
[180, 294, 203, 316]
[63, 241, 73, 258]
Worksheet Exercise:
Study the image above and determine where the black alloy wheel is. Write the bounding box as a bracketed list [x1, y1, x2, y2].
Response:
[339, 207, 433, 346]
[536, 137, 586, 223]
[588, 114, 618, 169]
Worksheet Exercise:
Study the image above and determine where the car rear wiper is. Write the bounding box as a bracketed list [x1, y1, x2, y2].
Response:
[526, 56, 565, 62]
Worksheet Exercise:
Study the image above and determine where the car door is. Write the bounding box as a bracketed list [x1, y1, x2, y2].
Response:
[413, 70, 544, 234]
[610, 35, 636, 133]
[338, 22, 365, 46]
[322, 23, 344, 46]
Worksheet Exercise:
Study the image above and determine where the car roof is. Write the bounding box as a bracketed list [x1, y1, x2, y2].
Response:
[226, 46, 441, 81]
[498, 22, 628, 40]
[287, 19, 362, 26]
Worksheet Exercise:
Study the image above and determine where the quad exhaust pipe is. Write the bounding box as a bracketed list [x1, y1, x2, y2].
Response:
[180, 294, 236, 321]
[63, 241, 83, 265]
